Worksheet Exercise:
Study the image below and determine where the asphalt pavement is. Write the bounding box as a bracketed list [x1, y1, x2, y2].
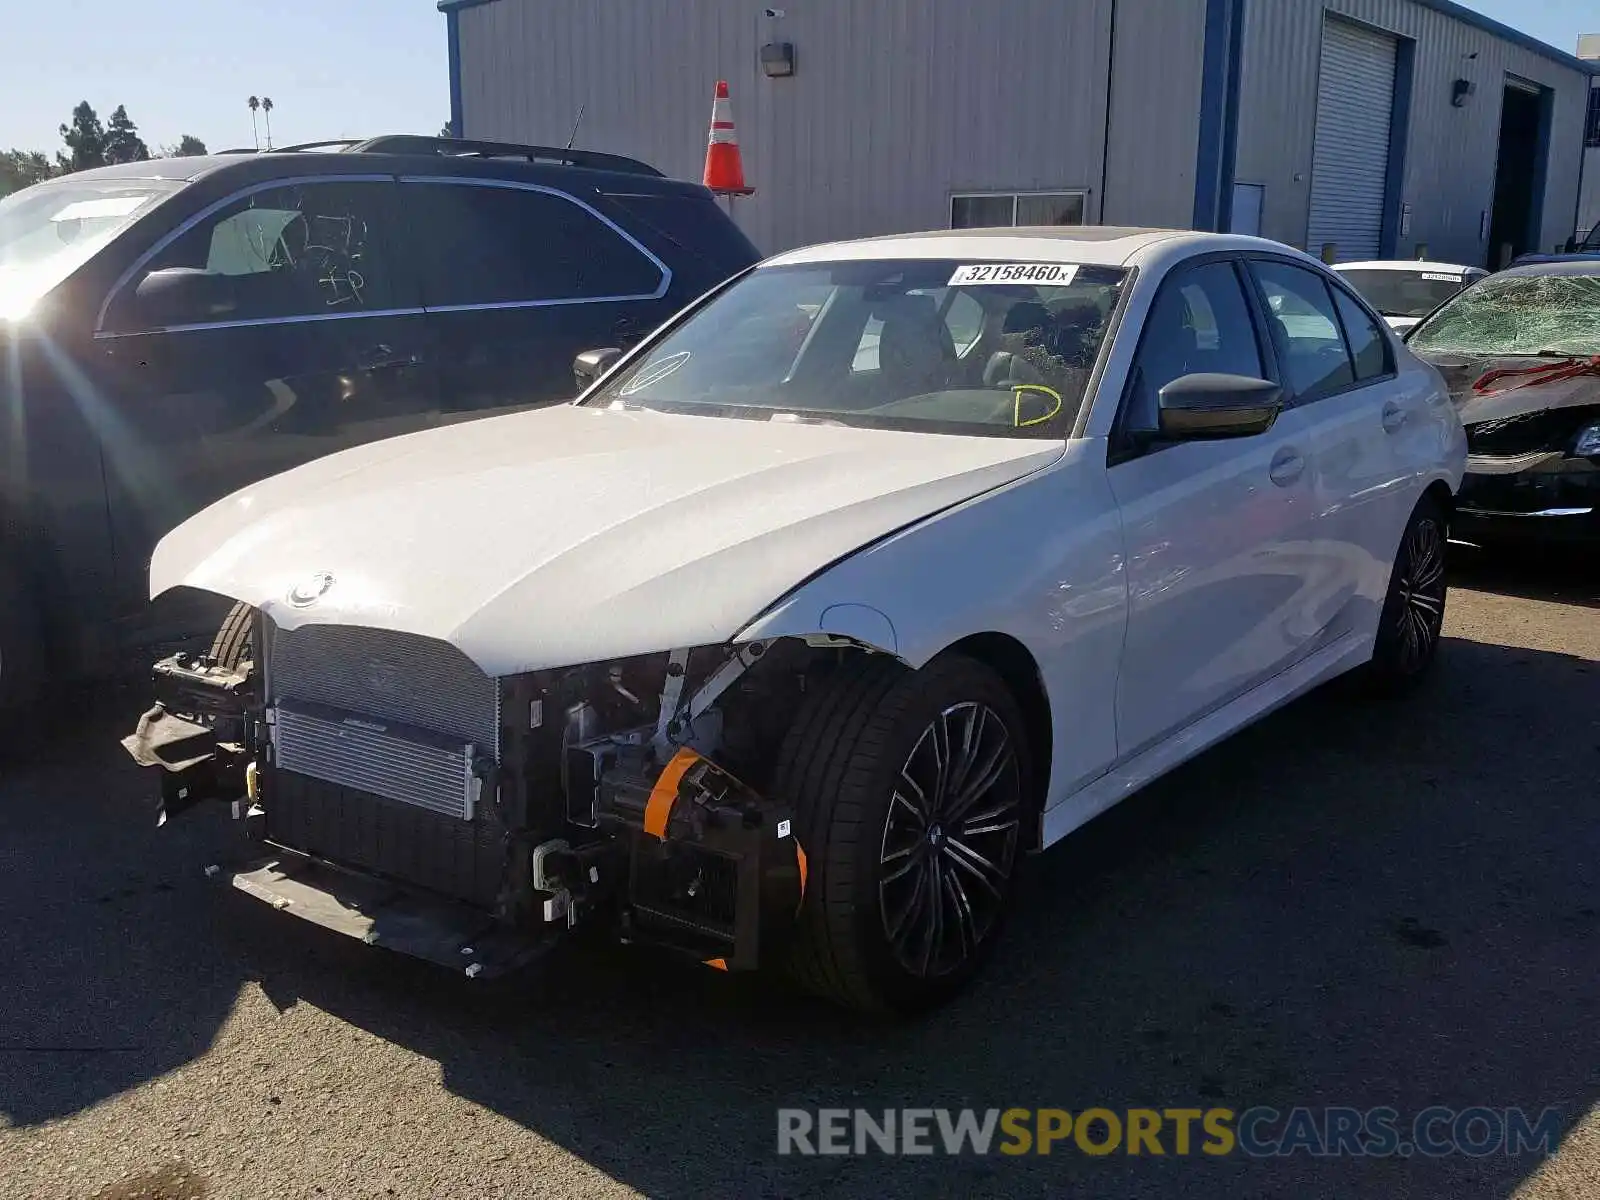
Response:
[1, 549, 1595, 1200]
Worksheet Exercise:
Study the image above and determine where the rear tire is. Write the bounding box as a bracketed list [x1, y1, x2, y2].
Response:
[1363, 495, 1448, 693]
[208, 602, 255, 670]
[772, 653, 1031, 1014]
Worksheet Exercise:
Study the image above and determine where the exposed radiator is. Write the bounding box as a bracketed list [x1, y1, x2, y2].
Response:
[274, 701, 482, 820]
[265, 622, 500, 757]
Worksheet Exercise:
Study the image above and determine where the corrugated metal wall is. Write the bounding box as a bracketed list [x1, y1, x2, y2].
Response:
[1103, 0, 1209, 229]
[1580, 136, 1600, 238]
[457, 0, 1589, 262]
[1234, 0, 1590, 265]
[457, 0, 1207, 252]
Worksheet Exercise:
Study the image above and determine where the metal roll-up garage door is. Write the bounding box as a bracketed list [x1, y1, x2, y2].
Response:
[1308, 19, 1397, 262]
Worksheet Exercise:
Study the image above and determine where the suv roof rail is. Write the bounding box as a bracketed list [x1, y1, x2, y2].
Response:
[347, 135, 665, 177]
[274, 139, 366, 153]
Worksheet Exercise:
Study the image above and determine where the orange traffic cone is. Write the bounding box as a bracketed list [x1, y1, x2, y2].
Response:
[703, 80, 754, 196]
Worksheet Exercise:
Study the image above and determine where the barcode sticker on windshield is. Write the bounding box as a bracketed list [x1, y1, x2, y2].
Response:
[1420, 272, 1463, 282]
[949, 263, 1078, 287]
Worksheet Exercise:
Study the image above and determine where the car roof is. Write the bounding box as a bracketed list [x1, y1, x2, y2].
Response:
[1334, 260, 1484, 274]
[764, 227, 1305, 269]
[1497, 259, 1600, 277]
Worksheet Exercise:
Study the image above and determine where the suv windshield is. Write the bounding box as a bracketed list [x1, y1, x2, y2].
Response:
[585, 259, 1129, 437]
[1336, 268, 1475, 318]
[0, 178, 176, 319]
[1407, 272, 1600, 357]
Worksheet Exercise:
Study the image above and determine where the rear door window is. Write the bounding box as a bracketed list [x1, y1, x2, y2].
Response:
[1330, 286, 1391, 381]
[404, 181, 665, 308]
[106, 179, 400, 330]
[1251, 261, 1356, 403]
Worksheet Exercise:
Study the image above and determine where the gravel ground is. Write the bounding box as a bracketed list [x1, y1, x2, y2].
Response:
[1, 550, 1595, 1200]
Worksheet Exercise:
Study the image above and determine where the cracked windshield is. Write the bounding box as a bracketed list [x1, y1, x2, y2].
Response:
[1407, 272, 1600, 357]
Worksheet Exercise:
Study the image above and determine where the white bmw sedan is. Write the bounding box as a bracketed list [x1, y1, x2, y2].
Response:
[135, 227, 1466, 1014]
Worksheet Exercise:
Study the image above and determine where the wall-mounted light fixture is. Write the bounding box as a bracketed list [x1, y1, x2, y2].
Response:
[1452, 78, 1476, 107]
[760, 42, 796, 77]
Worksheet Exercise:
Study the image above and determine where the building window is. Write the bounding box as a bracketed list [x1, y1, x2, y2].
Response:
[1586, 85, 1600, 149]
[951, 191, 1087, 229]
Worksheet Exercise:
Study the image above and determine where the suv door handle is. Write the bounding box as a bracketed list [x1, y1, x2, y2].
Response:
[1381, 400, 1406, 433]
[356, 344, 422, 371]
[1269, 447, 1306, 487]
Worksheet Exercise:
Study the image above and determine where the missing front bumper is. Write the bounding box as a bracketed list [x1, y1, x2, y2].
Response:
[226, 852, 547, 980]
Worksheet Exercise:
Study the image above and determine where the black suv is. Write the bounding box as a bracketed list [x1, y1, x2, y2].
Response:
[0, 135, 760, 716]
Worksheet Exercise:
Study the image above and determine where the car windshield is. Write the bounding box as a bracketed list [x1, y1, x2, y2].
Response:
[1336, 268, 1475, 318]
[1406, 272, 1600, 357]
[584, 258, 1130, 438]
[0, 178, 176, 319]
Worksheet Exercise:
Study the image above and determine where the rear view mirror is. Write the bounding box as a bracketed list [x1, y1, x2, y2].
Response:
[1157, 373, 1283, 439]
[573, 347, 624, 393]
[134, 268, 238, 327]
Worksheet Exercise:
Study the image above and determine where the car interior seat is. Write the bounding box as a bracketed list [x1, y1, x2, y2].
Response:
[876, 293, 957, 397]
[983, 300, 1052, 388]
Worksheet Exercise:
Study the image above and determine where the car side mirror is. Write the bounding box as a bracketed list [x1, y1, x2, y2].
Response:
[1157, 373, 1283, 439]
[134, 267, 238, 327]
[573, 347, 624, 393]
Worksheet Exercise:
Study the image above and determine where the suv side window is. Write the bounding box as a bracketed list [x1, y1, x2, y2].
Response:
[405, 181, 664, 308]
[1329, 284, 1391, 381]
[106, 180, 398, 331]
[1251, 261, 1356, 402]
[1119, 260, 1263, 443]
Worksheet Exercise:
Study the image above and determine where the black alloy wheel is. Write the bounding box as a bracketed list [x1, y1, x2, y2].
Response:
[878, 700, 1022, 980]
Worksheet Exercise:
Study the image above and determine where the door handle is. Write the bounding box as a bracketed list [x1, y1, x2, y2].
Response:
[1269, 447, 1306, 487]
[356, 344, 422, 371]
[1381, 400, 1406, 433]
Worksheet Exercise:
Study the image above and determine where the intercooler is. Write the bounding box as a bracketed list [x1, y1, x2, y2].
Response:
[261, 621, 507, 905]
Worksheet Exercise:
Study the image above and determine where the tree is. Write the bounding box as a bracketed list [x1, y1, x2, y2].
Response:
[58, 101, 107, 173]
[103, 105, 150, 164]
[160, 134, 208, 158]
[439, 121, 454, 138]
[0, 149, 56, 197]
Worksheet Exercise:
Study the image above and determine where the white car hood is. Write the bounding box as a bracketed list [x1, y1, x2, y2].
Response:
[153, 404, 1063, 676]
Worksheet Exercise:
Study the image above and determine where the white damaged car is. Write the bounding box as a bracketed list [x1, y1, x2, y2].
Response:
[124, 228, 1465, 1013]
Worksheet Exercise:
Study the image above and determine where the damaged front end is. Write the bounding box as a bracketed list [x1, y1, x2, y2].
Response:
[1426, 355, 1600, 544]
[121, 615, 838, 979]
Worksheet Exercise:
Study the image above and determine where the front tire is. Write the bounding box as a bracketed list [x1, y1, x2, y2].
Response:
[772, 654, 1031, 1014]
[1365, 495, 1448, 692]
[208, 601, 255, 669]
